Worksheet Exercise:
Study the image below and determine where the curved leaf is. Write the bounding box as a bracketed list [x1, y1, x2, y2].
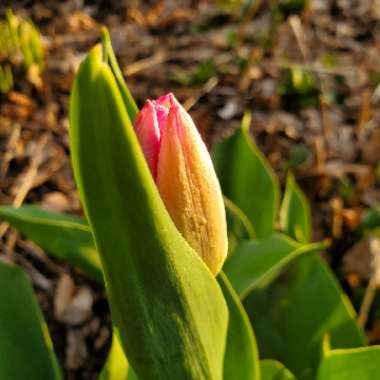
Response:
[99, 329, 129, 380]
[317, 345, 380, 380]
[223, 233, 327, 298]
[213, 112, 280, 239]
[101, 28, 138, 121]
[280, 173, 311, 243]
[0, 205, 102, 283]
[224, 196, 255, 255]
[245, 255, 365, 380]
[0, 260, 62, 380]
[0, 207, 138, 380]
[261, 360, 296, 380]
[218, 272, 260, 380]
[70, 45, 228, 380]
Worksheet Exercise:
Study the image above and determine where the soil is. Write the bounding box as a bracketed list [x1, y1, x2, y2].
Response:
[1, 1, 380, 378]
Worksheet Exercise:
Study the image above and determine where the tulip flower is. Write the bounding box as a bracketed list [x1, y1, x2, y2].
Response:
[134, 93, 227, 275]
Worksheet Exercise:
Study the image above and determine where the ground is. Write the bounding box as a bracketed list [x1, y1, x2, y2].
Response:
[1, 1, 380, 378]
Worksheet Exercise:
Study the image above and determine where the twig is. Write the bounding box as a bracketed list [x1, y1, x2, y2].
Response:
[289, 15, 309, 61]
[0, 123, 21, 177]
[358, 237, 380, 327]
[358, 275, 379, 328]
[331, 197, 343, 239]
[124, 50, 167, 76]
[357, 89, 372, 140]
[265, 59, 356, 76]
[372, 81, 380, 103]
[0, 134, 48, 243]
[183, 77, 218, 111]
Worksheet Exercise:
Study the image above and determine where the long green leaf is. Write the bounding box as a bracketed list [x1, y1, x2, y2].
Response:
[245, 255, 365, 380]
[0, 207, 138, 380]
[218, 272, 260, 380]
[2, 207, 244, 380]
[99, 328, 129, 380]
[223, 233, 327, 298]
[0, 260, 62, 380]
[224, 196, 255, 255]
[317, 345, 380, 380]
[213, 112, 280, 239]
[101, 28, 138, 121]
[261, 360, 296, 380]
[280, 172, 311, 243]
[70, 45, 228, 380]
[0, 205, 103, 283]
[99, 328, 141, 380]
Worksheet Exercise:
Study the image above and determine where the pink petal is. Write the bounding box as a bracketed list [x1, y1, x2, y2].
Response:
[151, 93, 176, 133]
[153, 93, 177, 109]
[133, 100, 161, 179]
[153, 104, 169, 134]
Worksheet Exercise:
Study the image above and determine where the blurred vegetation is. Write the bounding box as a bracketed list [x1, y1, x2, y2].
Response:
[278, 68, 319, 108]
[0, 9, 44, 94]
[170, 59, 218, 86]
[271, 0, 309, 19]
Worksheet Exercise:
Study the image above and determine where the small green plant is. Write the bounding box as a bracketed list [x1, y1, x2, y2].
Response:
[0, 63, 13, 94]
[0, 9, 44, 93]
[286, 144, 311, 169]
[170, 59, 218, 86]
[278, 67, 319, 108]
[271, 0, 308, 20]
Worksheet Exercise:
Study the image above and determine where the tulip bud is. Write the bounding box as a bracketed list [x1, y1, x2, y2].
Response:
[134, 93, 227, 274]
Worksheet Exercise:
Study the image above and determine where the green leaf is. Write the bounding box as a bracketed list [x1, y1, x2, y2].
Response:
[0, 260, 63, 380]
[99, 329, 129, 380]
[224, 196, 255, 255]
[223, 233, 327, 298]
[99, 328, 140, 380]
[317, 345, 380, 380]
[358, 206, 380, 236]
[127, 368, 139, 380]
[2, 208, 250, 380]
[0, 205, 103, 283]
[70, 45, 228, 380]
[169, 59, 217, 86]
[101, 28, 138, 121]
[245, 255, 365, 380]
[213, 112, 280, 239]
[2, 207, 235, 380]
[261, 360, 296, 380]
[0, 206, 132, 380]
[218, 272, 260, 380]
[286, 144, 310, 169]
[280, 172, 311, 243]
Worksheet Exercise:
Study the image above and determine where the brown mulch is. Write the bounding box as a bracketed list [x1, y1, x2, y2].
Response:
[1, 1, 380, 378]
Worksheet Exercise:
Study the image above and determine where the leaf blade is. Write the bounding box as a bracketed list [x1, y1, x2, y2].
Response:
[0, 260, 63, 380]
[317, 345, 380, 380]
[246, 255, 365, 380]
[101, 28, 138, 121]
[261, 360, 296, 380]
[70, 45, 228, 380]
[218, 272, 260, 380]
[280, 172, 311, 243]
[0, 205, 103, 283]
[223, 233, 327, 298]
[213, 112, 280, 239]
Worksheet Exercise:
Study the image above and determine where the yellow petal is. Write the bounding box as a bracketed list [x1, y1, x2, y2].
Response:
[156, 103, 227, 275]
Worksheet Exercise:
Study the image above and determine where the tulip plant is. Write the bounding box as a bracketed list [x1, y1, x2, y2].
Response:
[1, 28, 380, 380]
